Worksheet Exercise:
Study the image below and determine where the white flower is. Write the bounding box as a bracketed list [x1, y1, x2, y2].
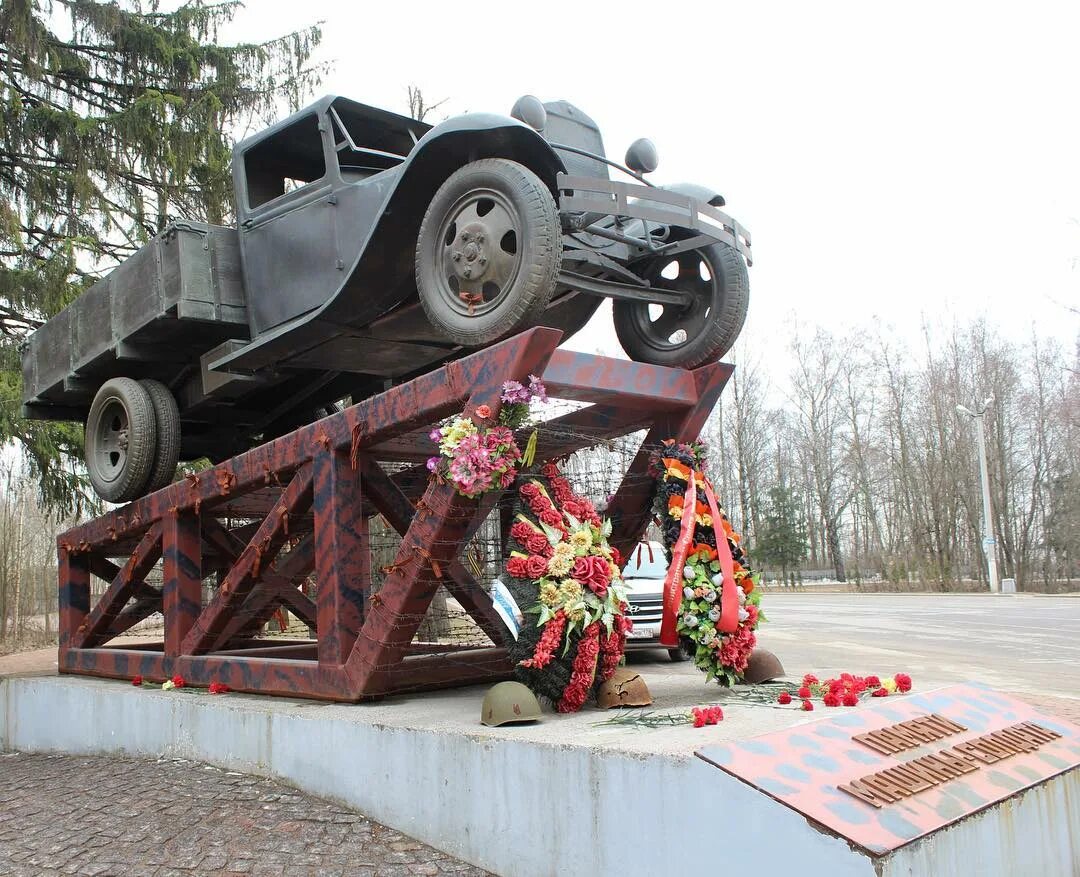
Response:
[738, 607, 750, 623]
[704, 590, 717, 603]
[683, 565, 696, 581]
[737, 586, 746, 605]
[712, 573, 723, 586]
[162, 680, 175, 691]
[682, 614, 699, 627]
[708, 607, 721, 622]
[683, 586, 695, 599]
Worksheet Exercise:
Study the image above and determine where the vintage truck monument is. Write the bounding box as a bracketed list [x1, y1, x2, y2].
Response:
[21, 94, 751, 502]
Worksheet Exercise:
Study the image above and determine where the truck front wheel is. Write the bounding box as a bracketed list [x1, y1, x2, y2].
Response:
[85, 378, 157, 503]
[613, 241, 749, 368]
[415, 158, 561, 346]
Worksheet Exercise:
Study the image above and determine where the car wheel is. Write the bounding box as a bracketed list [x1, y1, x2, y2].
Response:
[139, 379, 181, 494]
[415, 158, 561, 346]
[85, 378, 157, 503]
[668, 638, 694, 662]
[613, 241, 748, 368]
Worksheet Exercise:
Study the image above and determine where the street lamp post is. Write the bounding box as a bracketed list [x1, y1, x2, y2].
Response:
[956, 397, 1000, 593]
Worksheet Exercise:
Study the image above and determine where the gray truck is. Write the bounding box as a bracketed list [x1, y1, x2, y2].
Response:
[21, 94, 752, 503]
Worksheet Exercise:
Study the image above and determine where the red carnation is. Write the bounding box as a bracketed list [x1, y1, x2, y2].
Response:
[557, 623, 602, 713]
[510, 521, 534, 543]
[610, 547, 623, 567]
[520, 482, 540, 500]
[520, 610, 568, 670]
[803, 674, 819, 685]
[801, 700, 814, 711]
[474, 404, 492, 420]
[692, 709, 706, 728]
[865, 675, 881, 688]
[823, 692, 841, 708]
[525, 533, 552, 556]
[209, 682, 230, 695]
[524, 554, 549, 579]
[131, 675, 143, 686]
[171, 674, 186, 688]
[562, 499, 585, 519]
[895, 673, 912, 693]
[571, 554, 612, 597]
[842, 692, 858, 707]
[541, 463, 560, 479]
[797, 685, 811, 699]
[529, 495, 553, 516]
[872, 687, 889, 697]
[539, 508, 564, 529]
[506, 556, 529, 578]
[777, 692, 792, 705]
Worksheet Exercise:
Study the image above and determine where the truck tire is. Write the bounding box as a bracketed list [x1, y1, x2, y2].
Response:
[140, 379, 181, 494]
[415, 158, 561, 346]
[85, 378, 157, 503]
[613, 241, 748, 368]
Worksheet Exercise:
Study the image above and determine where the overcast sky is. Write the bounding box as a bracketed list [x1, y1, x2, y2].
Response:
[224, 1, 1079, 360]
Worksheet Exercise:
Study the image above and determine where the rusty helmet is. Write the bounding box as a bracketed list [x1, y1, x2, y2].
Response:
[742, 648, 785, 684]
[481, 681, 542, 727]
[596, 667, 653, 709]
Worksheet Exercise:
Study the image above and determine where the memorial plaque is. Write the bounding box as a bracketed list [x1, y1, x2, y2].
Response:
[696, 683, 1080, 856]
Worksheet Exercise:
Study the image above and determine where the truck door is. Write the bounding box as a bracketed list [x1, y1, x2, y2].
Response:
[234, 111, 340, 337]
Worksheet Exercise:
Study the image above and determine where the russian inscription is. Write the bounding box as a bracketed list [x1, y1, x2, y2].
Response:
[839, 720, 1061, 808]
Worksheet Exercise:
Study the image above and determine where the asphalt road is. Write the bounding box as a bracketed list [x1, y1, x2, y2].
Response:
[744, 593, 1080, 700]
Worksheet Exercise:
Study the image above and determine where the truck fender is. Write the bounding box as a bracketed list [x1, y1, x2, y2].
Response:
[399, 112, 565, 200]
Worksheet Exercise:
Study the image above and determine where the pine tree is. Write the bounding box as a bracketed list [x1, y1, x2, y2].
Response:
[0, 0, 323, 514]
[755, 485, 808, 586]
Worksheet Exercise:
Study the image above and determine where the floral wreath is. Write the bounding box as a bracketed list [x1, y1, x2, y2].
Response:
[503, 463, 633, 712]
[427, 375, 547, 498]
[650, 440, 764, 686]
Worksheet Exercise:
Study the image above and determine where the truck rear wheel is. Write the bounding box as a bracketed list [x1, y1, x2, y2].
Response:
[85, 378, 157, 503]
[415, 158, 561, 346]
[140, 379, 181, 494]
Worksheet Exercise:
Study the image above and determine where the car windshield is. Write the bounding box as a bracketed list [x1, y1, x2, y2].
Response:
[622, 543, 669, 579]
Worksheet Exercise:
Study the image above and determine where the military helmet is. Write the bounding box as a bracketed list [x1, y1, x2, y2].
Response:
[742, 648, 785, 684]
[481, 681, 542, 726]
[596, 667, 653, 709]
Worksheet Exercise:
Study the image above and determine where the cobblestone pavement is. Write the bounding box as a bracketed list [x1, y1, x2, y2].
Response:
[0, 753, 490, 877]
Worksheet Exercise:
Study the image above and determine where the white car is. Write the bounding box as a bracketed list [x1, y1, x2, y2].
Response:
[621, 540, 692, 662]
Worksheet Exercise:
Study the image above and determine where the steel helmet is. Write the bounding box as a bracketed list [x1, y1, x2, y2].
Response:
[743, 648, 785, 684]
[481, 681, 542, 726]
[596, 667, 653, 709]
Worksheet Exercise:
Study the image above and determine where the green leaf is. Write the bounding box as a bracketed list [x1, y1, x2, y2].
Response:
[522, 429, 538, 467]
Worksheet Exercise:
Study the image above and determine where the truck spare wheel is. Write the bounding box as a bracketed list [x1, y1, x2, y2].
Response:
[85, 378, 158, 503]
[415, 158, 561, 346]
